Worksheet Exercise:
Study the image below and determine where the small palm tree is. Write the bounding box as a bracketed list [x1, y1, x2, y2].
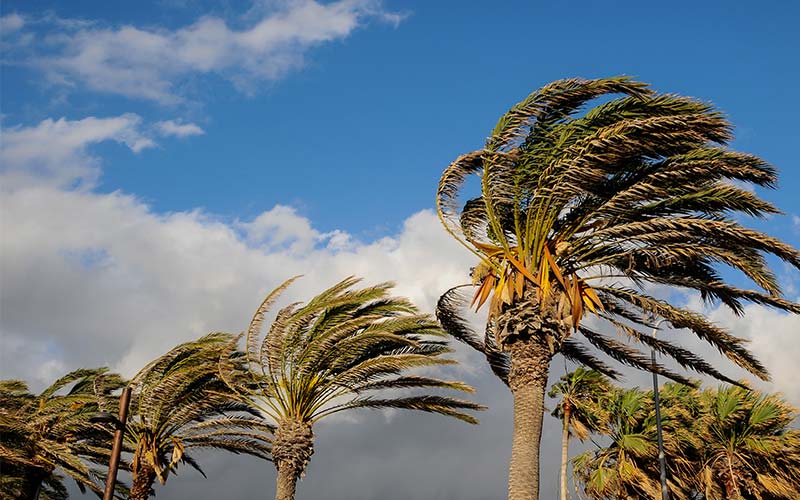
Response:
[124, 332, 273, 500]
[0, 369, 123, 499]
[435, 76, 800, 499]
[573, 387, 669, 499]
[574, 383, 800, 500]
[548, 368, 612, 500]
[221, 276, 483, 500]
[694, 385, 800, 499]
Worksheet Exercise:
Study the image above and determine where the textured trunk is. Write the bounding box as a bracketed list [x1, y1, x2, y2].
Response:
[272, 419, 314, 500]
[723, 455, 742, 500]
[507, 338, 552, 500]
[560, 405, 571, 500]
[275, 463, 299, 500]
[129, 464, 157, 500]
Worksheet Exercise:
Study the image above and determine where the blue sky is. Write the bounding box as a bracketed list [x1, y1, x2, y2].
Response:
[3, 0, 799, 236]
[2, 2, 799, 499]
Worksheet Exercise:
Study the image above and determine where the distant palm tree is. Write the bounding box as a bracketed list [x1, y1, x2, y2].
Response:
[573, 387, 669, 499]
[574, 383, 800, 500]
[125, 332, 273, 500]
[0, 369, 123, 499]
[221, 276, 483, 500]
[693, 385, 800, 499]
[548, 368, 611, 500]
[435, 76, 800, 499]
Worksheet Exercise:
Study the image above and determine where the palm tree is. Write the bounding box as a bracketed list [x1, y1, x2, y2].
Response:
[220, 276, 483, 500]
[435, 76, 800, 499]
[573, 384, 800, 500]
[0, 369, 124, 499]
[692, 385, 800, 499]
[573, 387, 659, 498]
[547, 368, 611, 500]
[124, 332, 273, 500]
[573, 383, 701, 499]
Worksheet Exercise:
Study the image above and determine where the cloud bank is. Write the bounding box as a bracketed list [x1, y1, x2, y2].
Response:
[5, 0, 401, 104]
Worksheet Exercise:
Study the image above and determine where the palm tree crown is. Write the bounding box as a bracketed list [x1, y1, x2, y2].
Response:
[0, 369, 123, 500]
[573, 383, 800, 500]
[694, 385, 800, 499]
[125, 332, 274, 500]
[221, 276, 483, 500]
[548, 367, 612, 500]
[435, 76, 800, 500]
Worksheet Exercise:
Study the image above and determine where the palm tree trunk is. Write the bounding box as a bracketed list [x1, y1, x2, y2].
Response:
[272, 419, 314, 500]
[507, 338, 552, 500]
[129, 464, 156, 500]
[275, 464, 299, 500]
[560, 404, 571, 500]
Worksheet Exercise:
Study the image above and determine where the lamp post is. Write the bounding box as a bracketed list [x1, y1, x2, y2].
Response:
[90, 386, 132, 500]
[650, 319, 669, 500]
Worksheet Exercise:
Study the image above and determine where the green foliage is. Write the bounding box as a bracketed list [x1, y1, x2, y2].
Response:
[125, 332, 274, 495]
[437, 76, 800, 388]
[571, 384, 800, 500]
[548, 367, 612, 440]
[0, 369, 124, 498]
[222, 276, 483, 426]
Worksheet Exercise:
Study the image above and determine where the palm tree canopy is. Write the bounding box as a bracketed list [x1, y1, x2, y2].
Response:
[126, 332, 274, 486]
[548, 367, 612, 440]
[573, 383, 800, 500]
[695, 385, 800, 499]
[221, 276, 484, 426]
[436, 76, 800, 387]
[0, 369, 124, 498]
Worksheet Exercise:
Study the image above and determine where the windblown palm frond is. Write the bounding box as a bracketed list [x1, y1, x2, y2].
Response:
[548, 368, 613, 500]
[437, 74, 800, 386]
[124, 332, 273, 500]
[222, 276, 483, 500]
[692, 385, 800, 499]
[436, 76, 799, 500]
[573, 383, 800, 500]
[0, 369, 125, 499]
[573, 386, 699, 499]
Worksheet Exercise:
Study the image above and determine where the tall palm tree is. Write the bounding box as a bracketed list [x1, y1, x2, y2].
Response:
[124, 332, 274, 500]
[435, 76, 800, 499]
[547, 368, 612, 500]
[692, 385, 800, 499]
[0, 369, 124, 499]
[220, 276, 483, 500]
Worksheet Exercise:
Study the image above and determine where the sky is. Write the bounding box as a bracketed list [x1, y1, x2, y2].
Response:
[1, 1, 799, 499]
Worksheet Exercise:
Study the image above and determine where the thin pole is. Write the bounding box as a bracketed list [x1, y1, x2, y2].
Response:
[102, 386, 132, 500]
[651, 320, 669, 500]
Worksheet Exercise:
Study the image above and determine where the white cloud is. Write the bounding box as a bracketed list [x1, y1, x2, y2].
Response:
[0, 185, 473, 388]
[24, 0, 401, 104]
[0, 13, 25, 33]
[0, 114, 154, 190]
[705, 303, 800, 403]
[155, 119, 205, 138]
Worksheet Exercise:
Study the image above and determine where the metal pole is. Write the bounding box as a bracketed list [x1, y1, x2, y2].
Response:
[102, 386, 131, 500]
[651, 320, 669, 500]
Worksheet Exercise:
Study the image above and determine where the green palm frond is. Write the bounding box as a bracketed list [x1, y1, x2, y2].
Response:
[0, 368, 125, 498]
[436, 285, 511, 385]
[125, 332, 273, 491]
[221, 277, 482, 496]
[436, 76, 800, 388]
[227, 276, 483, 426]
[574, 383, 800, 500]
